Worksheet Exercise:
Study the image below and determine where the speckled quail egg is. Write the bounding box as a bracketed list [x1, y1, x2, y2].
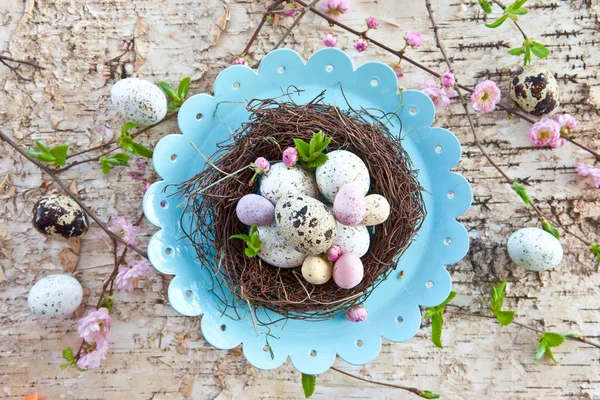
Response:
[316, 150, 370, 203]
[275, 196, 337, 255]
[257, 224, 306, 268]
[301, 255, 333, 285]
[28, 274, 83, 319]
[509, 65, 560, 117]
[361, 194, 390, 226]
[110, 78, 167, 125]
[260, 162, 319, 205]
[333, 222, 370, 258]
[32, 195, 89, 240]
[507, 227, 563, 271]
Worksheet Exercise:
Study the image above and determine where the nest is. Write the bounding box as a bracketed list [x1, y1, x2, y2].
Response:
[175, 91, 425, 324]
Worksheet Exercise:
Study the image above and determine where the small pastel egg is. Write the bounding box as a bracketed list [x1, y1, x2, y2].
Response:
[236, 194, 275, 226]
[333, 253, 364, 289]
[301, 255, 333, 285]
[333, 183, 366, 226]
[260, 163, 319, 205]
[257, 224, 306, 268]
[316, 150, 370, 202]
[361, 194, 390, 226]
[507, 227, 563, 271]
[32, 195, 89, 240]
[28, 274, 83, 319]
[110, 78, 167, 125]
[333, 222, 370, 258]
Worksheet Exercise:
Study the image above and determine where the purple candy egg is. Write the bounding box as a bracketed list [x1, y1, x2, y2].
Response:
[236, 194, 275, 226]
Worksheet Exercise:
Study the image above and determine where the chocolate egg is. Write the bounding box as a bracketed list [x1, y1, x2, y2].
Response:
[509, 65, 560, 117]
[32, 195, 89, 240]
[333, 183, 366, 226]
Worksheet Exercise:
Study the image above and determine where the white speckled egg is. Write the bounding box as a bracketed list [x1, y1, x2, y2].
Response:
[236, 194, 275, 226]
[257, 224, 306, 268]
[110, 78, 167, 125]
[301, 255, 333, 285]
[333, 183, 366, 226]
[28, 274, 83, 319]
[260, 163, 319, 205]
[275, 196, 337, 255]
[333, 222, 370, 258]
[509, 65, 560, 117]
[507, 227, 563, 271]
[333, 253, 364, 289]
[361, 194, 390, 226]
[316, 150, 370, 203]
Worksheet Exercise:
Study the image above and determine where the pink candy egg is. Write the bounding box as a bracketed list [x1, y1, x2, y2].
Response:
[333, 183, 366, 226]
[333, 253, 364, 289]
[236, 194, 275, 226]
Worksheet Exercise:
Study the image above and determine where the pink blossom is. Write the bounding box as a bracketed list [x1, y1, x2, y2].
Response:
[354, 38, 368, 53]
[326, 245, 342, 262]
[345, 306, 367, 322]
[528, 117, 564, 148]
[283, 2, 298, 17]
[421, 79, 456, 109]
[470, 80, 501, 113]
[404, 31, 424, 48]
[441, 72, 455, 88]
[254, 157, 270, 172]
[114, 259, 153, 293]
[390, 62, 404, 78]
[322, 33, 338, 47]
[77, 307, 112, 344]
[233, 57, 248, 66]
[108, 216, 140, 246]
[282, 147, 298, 167]
[142, 182, 152, 195]
[552, 113, 578, 136]
[319, 0, 349, 17]
[76, 338, 109, 370]
[576, 162, 600, 188]
[366, 16, 379, 29]
[95, 125, 114, 142]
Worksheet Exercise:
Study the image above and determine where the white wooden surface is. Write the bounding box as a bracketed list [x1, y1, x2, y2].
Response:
[1, 0, 599, 399]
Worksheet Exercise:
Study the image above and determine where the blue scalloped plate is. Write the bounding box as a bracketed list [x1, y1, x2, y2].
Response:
[143, 48, 472, 375]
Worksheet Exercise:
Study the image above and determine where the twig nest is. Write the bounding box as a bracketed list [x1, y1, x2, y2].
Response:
[302, 255, 333, 285]
[333, 222, 370, 258]
[257, 224, 306, 268]
[259, 163, 319, 205]
[28, 274, 83, 319]
[507, 227, 563, 271]
[316, 150, 370, 202]
[275, 196, 337, 255]
[32, 194, 89, 240]
[509, 65, 560, 117]
[333, 183, 366, 226]
[236, 194, 275, 226]
[110, 78, 167, 125]
[333, 253, 364, 289]
[361, 194, 390, 226]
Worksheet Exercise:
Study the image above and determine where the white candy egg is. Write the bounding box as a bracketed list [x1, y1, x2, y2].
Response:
[301, 255, 333, 285]
[507, 227, 563, 271]
[110, 78, 167, 125]
[260, 163, 319, 205]
[316, 150, 370, 203]
[257, 224, 306, 268]
[333, 222, 370, 258]
[28, 274, 83, 319]
[361, 194, 390, 226]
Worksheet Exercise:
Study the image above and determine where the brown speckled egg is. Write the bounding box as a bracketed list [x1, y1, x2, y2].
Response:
[32, 194, 89, 240]
[509, 65, 560, 116]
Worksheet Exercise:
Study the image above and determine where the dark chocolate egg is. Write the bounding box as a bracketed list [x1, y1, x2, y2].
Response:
[32, 194, 89, 240]
[509, 65, 560, 117]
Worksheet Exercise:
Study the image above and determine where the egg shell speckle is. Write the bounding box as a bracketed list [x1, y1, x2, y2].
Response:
[110, 78, 168, 125]
[507, 227, 563, 271]
[361, 194, 390, 226]
[28, 274, 83, 319]
[32, 194, 89, 240]
[333, 253, 364, 289]
[301, 255, 333, 285]
[257, 224, 306, 268]
[316, 150, 370, 203]
[260, 163, 319, 205]
[275, 196, 337, 255]
[333, 183, 366, 226]
[509, 65, 560, 117]
[333, 222, 370, 258]
[236, 194, 275, 226]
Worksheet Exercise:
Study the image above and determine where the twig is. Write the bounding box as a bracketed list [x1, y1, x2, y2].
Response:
[273, 0, 320, 50]
[0, 54, 45, 69]
[241, 0, 288, 58]
[491, 0, 528, 39]
[0, 130, 148, 257]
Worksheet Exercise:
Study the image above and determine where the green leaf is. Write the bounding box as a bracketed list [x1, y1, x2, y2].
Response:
[440, 290, 457, 308]
[511, 7, 528, 15]
[28, 140, 70, 167]
[157, 81, 178, 102]
[244, 248, 257, 257]
[508, 46, 526, 56]
[59, 362, 72, 370]
[28, 150, 56, 163]
[99, 153, 130, 174]
[589, 243, 600, 261]
[34, 139, 50, 153]
[121, 122, 137, 135]
[431, 312, 444, 349]
[417, 391, 441, 399]
[485, 14, 508, 28]
[493, 310, 516, 326]
[49, 145, 69, 166]
[74, 364, 87, 372]
[293, 138, 310, 158]
[511, 182, 531, 205]
[131, 142, 153, 158]
[565, 333, 580, 339]
[545, 346, 559, 364]
[535, 341, 546, 361]
[301, 374, 316, 399]
[305, 153, 329, 169]
[509, 0, 528, 11]
[524, 46, 532, 65]
[177, 77, 191, 100]
[62, 347, 75, 361]
[542, 332, 565, 348]
[230, 234, 250, 241]
[478, 0, 492, 13]
[100, 295, 113, 313]
[530, 41, 550, 59]
[541, 219, 560, 239]
[490, 280, 507, 311]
